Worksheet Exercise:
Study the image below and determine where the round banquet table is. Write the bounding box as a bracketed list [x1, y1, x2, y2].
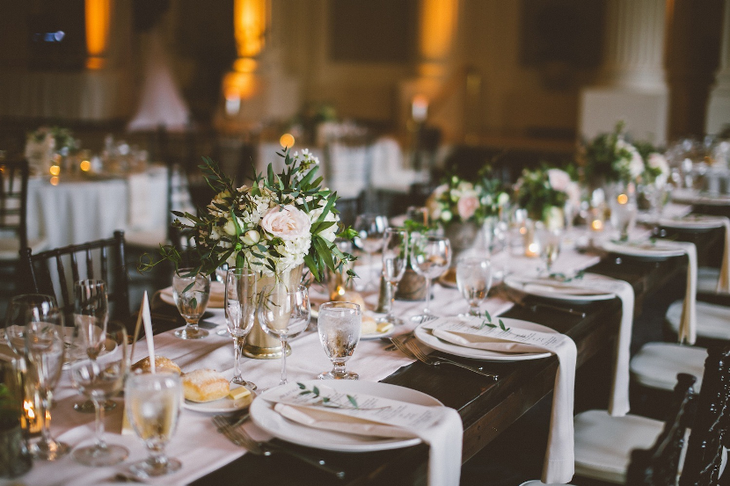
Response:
[26, 167, 169, 250]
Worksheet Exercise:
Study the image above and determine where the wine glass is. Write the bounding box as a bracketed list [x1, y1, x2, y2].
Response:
[317, 301, 362, 380]
[380, 227, 408, 325]
[225, 268, 257, 391]
[258, 284, 310, 385]
[535, 227, 562, 274]
[24, 307, 70, 461]
[172, 268, 210, 340]
[354, 214, 389, 289]
[4, 294, 58, 357]
[456, 256, 493, 317]
[410, 234, 452, 323]
[125, 372, 182, 478]
[609, 196, 638, 242]
[69, 321, 129, 466]
[73, 279, 115, 413]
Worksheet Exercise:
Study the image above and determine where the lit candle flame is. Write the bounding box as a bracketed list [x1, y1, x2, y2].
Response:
[49, 165, 60, 176]
[279, 133, 295, 149]
[617, 194, 628, 205]
[80, 160, 91, 172]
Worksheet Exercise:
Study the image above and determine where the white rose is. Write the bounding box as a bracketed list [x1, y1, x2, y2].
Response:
[648, 153, 669, 176]
[223, 219, 237, 236]
[497, 192, 510, 205]
[260, 205, 311, 241]
[628, 148, 645, 179]
[547, 169, 571, 192]
[242, 230, 260, 246]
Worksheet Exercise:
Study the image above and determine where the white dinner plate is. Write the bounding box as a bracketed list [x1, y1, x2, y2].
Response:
[597, 240, 687, 260]
[656, 215, 726, 230]
[503, 275, 615, 303]
[250, 380, 442, 452]
[183, 390, 253, 414]
[159, 282, 225, 309]
[414, 318, 554, 361]
[671, 188, 730, 206]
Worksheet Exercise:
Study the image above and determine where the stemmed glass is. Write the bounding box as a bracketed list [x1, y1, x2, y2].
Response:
[354, 214, 389, 289]
[380, 227, 408, 325]
[69, 321, 129, 466]
[4, 294, 57, 357]
[74, 279, 115, 413]
[456, 256, 493, 317]
[172, 268, 210, 340]
[23, 306, 70, 460]
[410, 234, 452, 323]
[535, 227, 562, 274]
[258, 284, 310, 385]
[317, 301, 362, 380]
[125, 373, 182, 478]
[225, 268, 258, 391]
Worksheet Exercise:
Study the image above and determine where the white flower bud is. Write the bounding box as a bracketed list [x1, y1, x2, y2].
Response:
[242, 230, 260, 246]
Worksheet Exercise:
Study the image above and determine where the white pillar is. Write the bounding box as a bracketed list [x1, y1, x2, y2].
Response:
[707, 0, 730, 134]
[579, 0, 669, 144]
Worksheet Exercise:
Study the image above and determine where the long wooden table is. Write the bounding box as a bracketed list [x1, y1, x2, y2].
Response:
[191, 227, 724, 486]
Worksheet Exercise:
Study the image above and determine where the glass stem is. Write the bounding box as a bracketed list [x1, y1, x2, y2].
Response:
[93, 398, 107, 450]
[424, 277, 432, 315]
[279, 337, 287, 384]
[147, 442, 167, 467]
[38, 389, 51, 444]
[387, 282, 397, 320]
[469, 304, 480, 316]
[233, 336, 242, 381]
[333, 361, 346, 377]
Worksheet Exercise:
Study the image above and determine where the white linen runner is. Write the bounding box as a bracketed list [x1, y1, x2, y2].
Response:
[422, 316, 577, 484]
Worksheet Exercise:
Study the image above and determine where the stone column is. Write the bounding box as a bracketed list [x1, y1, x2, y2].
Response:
[707, 0, 730, 135]
[579, 0, 669, 144]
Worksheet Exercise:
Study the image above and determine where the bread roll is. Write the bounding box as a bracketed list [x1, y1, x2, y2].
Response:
[182, 369, 230, 402]
[333, 291, 367, 311]
[361, 314, 377, 335]
[131, 356, 182, 375]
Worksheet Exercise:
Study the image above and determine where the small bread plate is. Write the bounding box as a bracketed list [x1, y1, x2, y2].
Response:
[597, 239, 687, 260]
[360, 325, 396, 340]
[414, 318, 554, 362]
[503, 275, 615, 303]
[250, 380, 442, 452]
[183, 387, 253, 414]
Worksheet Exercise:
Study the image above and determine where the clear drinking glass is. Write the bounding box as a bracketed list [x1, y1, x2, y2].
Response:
[69, 321, 129, 467]
[74, 279, 115, 413]
[125, 373, 182, 478]
[456, 256, 493, 317]
[225, 268, 257, 390]
[258, 284, 310, 385]
[317, 301, 362, 380]
[609, 198, 638, 242]
[354, 214, 389, 289]
[380, 227, 408, 325]
[4, 294, 58, 356]
[535, 227, 562, 274]
[410, 234, 452, 323]
[24, 308, 70, 461]
[172, 268, 210, 340]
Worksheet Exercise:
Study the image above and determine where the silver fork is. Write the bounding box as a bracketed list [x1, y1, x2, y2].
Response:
[390, 337, 498, 381]
[212, 415, 346, 479]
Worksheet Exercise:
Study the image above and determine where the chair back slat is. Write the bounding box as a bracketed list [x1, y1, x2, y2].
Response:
[679, 346, 730, 485]
[0, 159, 29, 252]
[627, 373, 696, 485]
[18, 231, 130, 323]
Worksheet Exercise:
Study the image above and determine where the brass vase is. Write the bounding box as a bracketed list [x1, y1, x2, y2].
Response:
[242, 265, 303, 360]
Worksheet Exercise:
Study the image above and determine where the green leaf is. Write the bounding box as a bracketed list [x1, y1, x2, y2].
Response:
[347, 395, 359, 409]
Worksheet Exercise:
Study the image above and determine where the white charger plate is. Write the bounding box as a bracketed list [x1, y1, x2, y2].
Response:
[414, 318, 555, 362]
[671, 188, 730, 206]
[250, 380, 442, 452]
[598, 240, 687, 260]
[656, 215, 726, 230]
[503, 275, 615, 303]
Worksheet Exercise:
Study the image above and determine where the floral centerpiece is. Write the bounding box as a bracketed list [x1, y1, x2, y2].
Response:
[579, 121, 645, 186]
[144, 148, 356, 283]
[426, 173, 509, 227]
[24, 126, 78, 174]
[514, 167, 579, 230]
[634, 141, 670, 186]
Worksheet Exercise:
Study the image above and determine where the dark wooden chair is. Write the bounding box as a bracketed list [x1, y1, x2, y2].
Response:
[625, 373, 697, 485]
[18, 231, 131, 326]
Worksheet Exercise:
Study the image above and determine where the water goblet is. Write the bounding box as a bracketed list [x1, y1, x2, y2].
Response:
[380, 227, 408, 325]
[354, 214, 389, 289]
[317, 302, 362, 380]
[4, 294, 58, 357]
[225, 268, 257, 391]
[609, 197, 638, 242]
[456, 256, 493, 317]
[24, 308, 70, 461]
[258, 284, 310, 385]
[125, 372, 182, 478]
[172, 268, 210, 340]
[69, 321, 129, 466]
[535, 227, 562, 274]
[74, 279, 116, 413]
[410, 234, 452, 323]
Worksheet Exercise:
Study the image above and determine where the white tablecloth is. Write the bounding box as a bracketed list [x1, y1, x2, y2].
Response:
[26, 167, 168, 250]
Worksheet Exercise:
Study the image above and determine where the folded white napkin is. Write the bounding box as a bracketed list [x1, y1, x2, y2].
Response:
[661, 241, 697, 344]
[425, 317, 576, 484]
[127, 172, 151, 229]
[717, 217, 730, 293]
[263, 383, 463, 486]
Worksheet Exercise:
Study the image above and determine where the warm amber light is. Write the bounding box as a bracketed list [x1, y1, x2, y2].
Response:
[591, 219, 604, 231]
[420, 0, 458, 61]
[617, 194, 628, 205]
[234, 0, 267, 59]
[50, 176, 60, 186]
[22, 399, 41, 434]
[85, 0, 111, 70]
[279, 133, 295, 149]
[80, 160, 91, 172]
[526, 242, 540, 258]
[519, 226, 527, 235]
[49, 165, 61, 176]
